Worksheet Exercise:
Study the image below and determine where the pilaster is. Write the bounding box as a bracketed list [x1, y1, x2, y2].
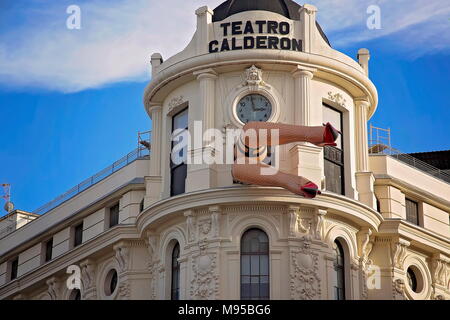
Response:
[299, 4, 318, 53]
[195, 6, 214, 55]
[186, 69, 218, 192]
[144, 103, 163, 207]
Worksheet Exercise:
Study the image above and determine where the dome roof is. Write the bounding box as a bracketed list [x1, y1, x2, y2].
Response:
[212, 0, 302, 21]
[212, 0, 331, 46]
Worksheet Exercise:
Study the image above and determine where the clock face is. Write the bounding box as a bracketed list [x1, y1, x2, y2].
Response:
[236, 94, 272, 123]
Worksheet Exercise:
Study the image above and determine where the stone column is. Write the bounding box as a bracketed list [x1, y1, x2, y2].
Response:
[290, 66, 321, 186]
[145, 104, 163, 207]
[354, 99, 370, 172]
[354, 98, 376, 209]
[149, 104, 162, 176]
[195, 6, 213, 55]
[292, 67, 314, 126]
[299, 4, 318, 53]
[186, 69, 218, 192]
[194, 68, 217, 135]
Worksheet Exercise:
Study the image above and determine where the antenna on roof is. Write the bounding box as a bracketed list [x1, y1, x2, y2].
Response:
[1, 183, 14, 213]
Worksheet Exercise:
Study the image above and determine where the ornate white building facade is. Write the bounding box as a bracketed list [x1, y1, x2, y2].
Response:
[0, 0, 449, 300]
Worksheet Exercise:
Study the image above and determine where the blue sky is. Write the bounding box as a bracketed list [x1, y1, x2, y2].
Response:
[0, 0, 449, 214]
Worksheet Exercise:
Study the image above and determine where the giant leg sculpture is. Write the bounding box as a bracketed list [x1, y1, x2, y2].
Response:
[232, 122, 340, 198]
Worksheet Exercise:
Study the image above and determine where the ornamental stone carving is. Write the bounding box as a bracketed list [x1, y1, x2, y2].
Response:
[290, 238, 321, 300]
[392, 278, 406, 300]
[287, 206, 299, 237]
[168, 95, 185, 114]
[114, 242, 130, 273]
[190, 241, 219, 300]
[238, 65, 268, 91]
[145, 233, 160, 300]
[327, 92, 347, 108]
[209, 206, 221, 238]
[431, 255, 448, 286]
[46, 277, 60, 300]
[199, 219, 212, 236]
[184, 210, 196, 243]
[312, 209, 326, 240]
[357, 229, 373, 300]
[80, 259, 97, 299]
[391, 240, 409, 269]
[117, 281, 131, 300]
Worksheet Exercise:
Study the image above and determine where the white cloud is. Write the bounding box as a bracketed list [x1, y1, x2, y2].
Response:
[310, 0, 450, 52]
[0, 0, 449, 92]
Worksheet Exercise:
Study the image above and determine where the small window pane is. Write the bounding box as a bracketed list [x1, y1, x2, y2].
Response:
[241, 256, 250, 275]
[10, 258, 18, 280]
[323, 105, 342, 149]
[170, 164, 187, 196]
[171, 243, 180, 300]
[45, 239, 53, 262]
[324, 158, 344, 195]
[405, 199, 419, 225]
[240, 229, 270, 300]
[250, 255, 259, 274]
[173, 109, 188, 130]
[74, 223, 83, 247]
[109, 204, 119, 228]
[333, 240, 346, 300]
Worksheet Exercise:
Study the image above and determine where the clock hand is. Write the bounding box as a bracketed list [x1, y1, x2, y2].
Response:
[250, 96, 257, 111]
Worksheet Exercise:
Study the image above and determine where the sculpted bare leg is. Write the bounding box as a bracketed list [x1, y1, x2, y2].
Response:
[232, 121, 341, 198]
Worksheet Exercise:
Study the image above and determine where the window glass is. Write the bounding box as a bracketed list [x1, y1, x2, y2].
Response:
[171, 108, 188, 197]
[45, 238, 53, 262]
[109, 204, 119, 228]
[74, 223, 83, 247]
[10, 258, 18, 280]
[333, 240, 346, 300]
[323, 104, 344, 195]
[323, 105, 342, 149]
[240, 229, 270, 300]
[405, 199, 419, 225]
[171, 243, 180, 300]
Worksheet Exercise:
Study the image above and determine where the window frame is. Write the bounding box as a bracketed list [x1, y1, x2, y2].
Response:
[170, 107, 188, 197]
[240, 228, 270, 300]
[171, 242, 181, 300]
[323, 103, 345, 195]
[44, 237, 53, 263]
[108, 203, 120, 228]
[9, 257, 19, 281]
[405, 198, 420, 226]
[73, 222, 84, 248]
[333, 239, 346, 300]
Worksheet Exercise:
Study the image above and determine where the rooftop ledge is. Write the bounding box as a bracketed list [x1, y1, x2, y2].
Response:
[0, 145, 150, 241]
[369, 154, 450, 206]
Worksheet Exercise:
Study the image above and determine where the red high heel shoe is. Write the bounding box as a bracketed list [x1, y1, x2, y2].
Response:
[316, 122, 341, 147]
[300, 182, 322, 198]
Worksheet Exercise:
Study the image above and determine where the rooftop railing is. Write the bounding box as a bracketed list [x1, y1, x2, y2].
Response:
[369, 144, 450, 184]
[32, 144, 150, 216]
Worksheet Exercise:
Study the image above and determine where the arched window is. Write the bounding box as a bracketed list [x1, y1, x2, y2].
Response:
[171, 242, 180, 300]
[240, 228, 270, 300]
[333, 239, 346, 300]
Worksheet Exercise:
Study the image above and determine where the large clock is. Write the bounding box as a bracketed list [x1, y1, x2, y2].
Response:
[236, 94, 272, 123]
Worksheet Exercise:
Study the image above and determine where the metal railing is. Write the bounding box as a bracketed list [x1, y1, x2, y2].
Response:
[32, 145, 150, 216]
[369, 144, 450, 184]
